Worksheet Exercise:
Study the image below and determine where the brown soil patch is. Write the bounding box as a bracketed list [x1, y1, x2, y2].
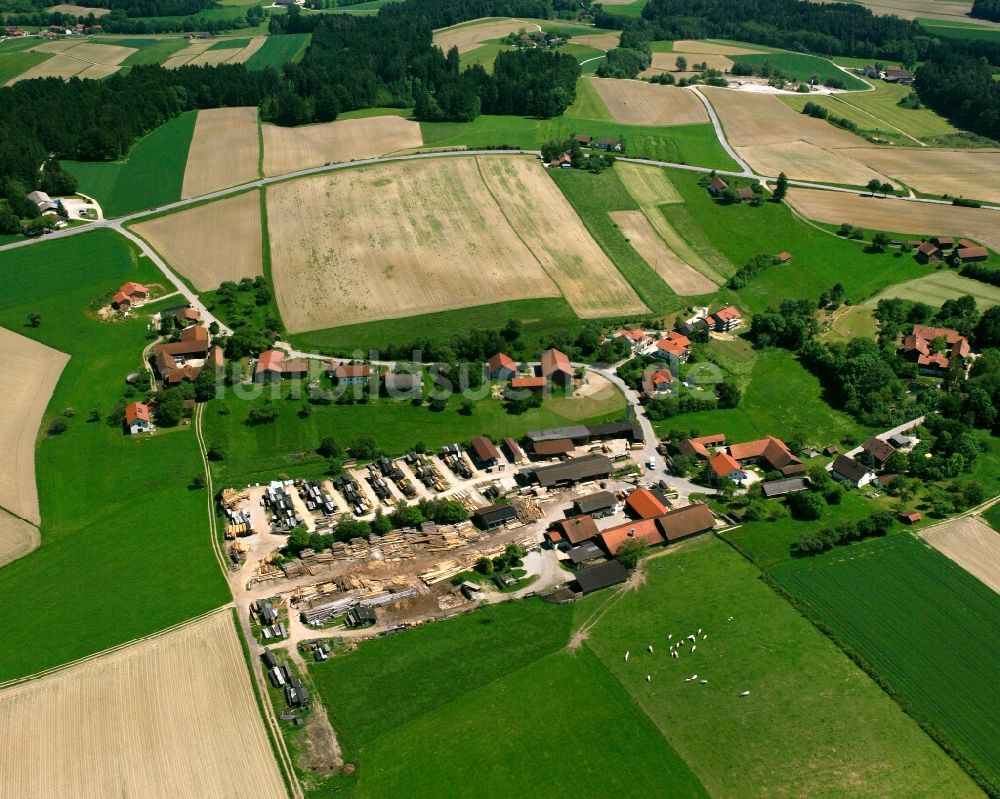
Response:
[920, 516, 1000, 594]
[611, 210, 717, 295]
[0, 508, 39, 569]
[586, 78, 708, 126]
[182, 107, 260, 199]
[673, 40, 766, 56]
[261, 116, 423, 177]
[786, 187, 1000, 253]
[228, 36, 267, 64]
[133, 191, 263, 290]
[737, 140, 888, 184]
[571, 32, 620, 50]
[0, 611, 287, 799]
[0, 327, 68, 526]
[46, 3, 110, 14]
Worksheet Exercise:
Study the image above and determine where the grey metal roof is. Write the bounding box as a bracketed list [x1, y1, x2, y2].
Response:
[575, 560, 628, 593]
[761, 477, 809, 498]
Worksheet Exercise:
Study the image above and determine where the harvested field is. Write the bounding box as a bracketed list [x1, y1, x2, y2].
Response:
[181, 107, 260, 198]
[11, 40, 135, 82]
[617, 161, 682, 205]
[610, 210, 716, 294]
[645, 204, 728, 284]
[921, 516, 1000, 594]
[865, 271, 1000, 310]
[261, 116, 423, 177]
[571, 32, 620, 50]
[228, 35, 266, 64]
[737, 140, 887, 185]
[0, 508, 39, 570]
[823, 0, 1000, 25]
[434, 18, 540, 54]
[133, 191, 262, 290]
[75, 63, 120, 80]
[673, 39, 766, 55]
[641, 51, 733, 78]
[46, 3, 110, 13]
[787, 187, 1000, 253]
[477, 155, 647, 317]
[586, 78, 707, 126]
[700, 86, 865, 148]
[836, 147, 1000, 204]
[188, 47, 241, 66]
[0, 327, 69, 526]
[267, 157, 562, 332]
[9, 53, 85, 81]
[0, 611, 287, 799]
[161, 39, 214, 69]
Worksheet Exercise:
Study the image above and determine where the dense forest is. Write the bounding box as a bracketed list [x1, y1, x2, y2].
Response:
[970, 0, 1000, 22]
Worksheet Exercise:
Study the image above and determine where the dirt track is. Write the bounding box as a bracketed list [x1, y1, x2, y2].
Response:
[0, 611, 288, 799]
[920, 516, 1000, 594]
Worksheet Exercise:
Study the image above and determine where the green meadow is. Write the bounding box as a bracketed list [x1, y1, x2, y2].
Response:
[0, 230, 229, 682]
[0, 50, 51, 84]
[245, 33, 311, 69]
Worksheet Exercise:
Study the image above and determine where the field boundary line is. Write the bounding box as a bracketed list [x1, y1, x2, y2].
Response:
[0, 604, 233, 691]
[195, 403, 229, 578]
[0, 502, 40, 528]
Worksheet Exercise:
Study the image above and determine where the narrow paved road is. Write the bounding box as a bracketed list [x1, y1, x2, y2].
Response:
[689, 87, 754, 176]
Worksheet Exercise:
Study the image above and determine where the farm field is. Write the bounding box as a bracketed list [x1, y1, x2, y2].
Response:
[0, 230, 229, 681]
[0, 507, 39, 570]
[433, 17, 541, 54]
[244, 32, 310, 69]
[0, 611, 287, 799]
[5, 40, 136, 83]
[786, 187, 1000, 254]
[266, 155, 645, 333]
[918, 18, 1000, 38]
[672, 39, 766, 56]
[204, 378, 627, 487]
[0, 50, 52, 85]
[110, 37, 188, 67]
[47, 2, 111, 13]
[920, 516, 1000, 594]
[261, 115, 423, 176]
[610, 210, 717, 294]
[735, 52, 869, 90]
[65, 111, 197, 217]
[181, 107, 260, 198]
[741, 139, 885, 185]
[585, 78, 708, 125]
[640, 51, 733, 77]
[132, 190, 263, 290]
[823, 0, 1000, 26]
[160, 36, 266, 68]
[865, 271, 1000, 309]
[772, 534, 1000, 791]
[0, 326, 68, 526]
[616, 161, 683, 205]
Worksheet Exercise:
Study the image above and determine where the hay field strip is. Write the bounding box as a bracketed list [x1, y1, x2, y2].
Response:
[865, 271, 1000, 310]
[644, 204, 727, 284]
[476, 155, 648, 317]
[610, 210, 716, 295]
[181, 106, 260, 198]
[571, 32, 620, 51]
[0, 611, 288, 799]
[0, 507, 39, 570]
[586, 78, 708, 126]
[228, 35, 267, 64]
[433, 18, 542, 54]
[188, 47, 242, 66]
[786, 187, 1000, 253]
[161, 39, 215, 68]
[261, 116, 423, 177]
[132, 190, 263, 290]
[640, 51, 733, 78]
[617, 161, 682, 205]
[9, 40, 136, 82]
[0, 327, 69, 526]
[920, 517, 1000, 594]
[266, 156, 562, 333]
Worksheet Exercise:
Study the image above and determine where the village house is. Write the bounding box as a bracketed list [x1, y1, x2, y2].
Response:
[540, 348, 574, 386]
[599, 518, 665, 555]
[831, 454, 876, 488]
[573, 134, 593, 148]
[761, 477, 809, 498]
[707, 177, 728, 197]
[174, 307, 200, 325]
[329, 362, 372, 386]
[26, 190, 58, 214]
[548, 514, 600, 547]
[594, 137, 623, 152]
[650, 331, 691, 364]
[486, 352, 517, 381]
[113, 281, 150, 310]
[612, 328, 652, 352]
[549, 152, 573, 169]
[728, 435, 804, 476]
[124, 401, 152, 435]
[677, 433, 727, 459]
[643, 368, 673, 395]
[382, 370, 423, 397]
[709, 452, 747, 483]
[900, 323, 971, 376]
[884, 66, 914, 84]
[255, 350, 309, 382]
[154, 324, 209, 385]
[862, 436, 896, 469]
[708, 305, 743, 332]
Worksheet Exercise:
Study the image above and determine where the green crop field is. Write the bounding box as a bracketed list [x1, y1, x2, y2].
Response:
[311, 536, 976, 797]
[65, 111, 197, 217]
[734, 52, 868, 89]
[0, 230, 229, 682]
[459, 42, 507, 70]
[773, 534, 1000, 792]
[607, 0, 649, 17]
[565, 75, 613, 121]
[0, 50, 51, 84]
[99, 37, 188, 66]
[865, 270, 1000, 309]
[202, 376, 627, 487]
[780, 81, 957, 143]
[420, 116, 739, 170]
[918, 18, 1000, 41]
[245, 33, 310, 68]
[210, 36, 252, 50]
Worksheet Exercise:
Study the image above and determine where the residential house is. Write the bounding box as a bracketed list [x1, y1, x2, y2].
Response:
[708, 305, 742, 332]
[643, 369, 673, 395]
[862, 436, 896, 469]
[549, 152, 573, 168]
[884, 66, 913, 83]
[915, 241, 942, 264]
[329, 362, 371, 386]
[956, 245, 988, 264]
[613, 328, 651, 351]
[124, 402, 152, 435]
[625, 487, 669, 520]
[26, 190, 57, 214]
[651, 331, 691, 364]
[728, 435, 804, 476]
[709, 452, 747, 483]
[469, 435, 503, 468]
[174, 307, 200, 325]
[540, 348, 574, 386]
[113, 281, 150, 310]
[900, 323, 971, 376]
[707, 177, 728, 196]
[254, 350, 308, 382]
[831, 454, 875, 488]
[487, 352, 517, 381]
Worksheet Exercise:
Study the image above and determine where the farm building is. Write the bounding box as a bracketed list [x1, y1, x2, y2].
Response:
[124, 401, 152, 435]
[709, 452, 747, 483]
[775, 251, 792, 264]
[678, 433, 727, 458]
[573, 559, 628, 594]
[383, 370, 423, 397]
[550, 514, 600, 546]
[472, 503, 517, 529]
[522, 454, 614, 488]
[625, 487, 669, 520]
[533, 438, 575, 457]
[255, 350, 308, 382]
[26, 190, 57, 214]
[174, 307, 200, 325]
[761, 477, 808, 498]
[900, 324, 971, 376]
[594, 137, 623, 152]
[707, 177, 728, 197]
[540, 348, 574, 386]
[587, 421, 644, 444]
[573, 134, 593, 147]
[598, 518, 665, 555]
[487, 352, 517, 381]
[154, 325, 209, 385]
[469, 436, 503, 468]
[503, 437, 527, 464]
[657, 503, 715, 543]
[899, 510, 922, 525]
[527, 425, 590, 445]
[915, 241, 942, 265]
[729, 435, 804, 476]
[572, 491, 617, 517]
[509, 376, 547, 392]
[345, 605, 376, 628]
[329, 362, 372, 386]
[831, 454, 875, 488]
[862, 437, 897, 469]
[567, 542, 604, 565]
[956, 246, 988, 263]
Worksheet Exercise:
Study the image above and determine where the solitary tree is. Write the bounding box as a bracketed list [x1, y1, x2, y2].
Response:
[26, 312, 41, 328]
[675, 55, 687, 72]
[871, 231, 892, 252]
[773, 172, 789, 202]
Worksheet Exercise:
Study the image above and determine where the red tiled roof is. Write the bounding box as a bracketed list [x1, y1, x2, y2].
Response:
[713, 305, 741, 322]
[709, 177, 728, 189]
[776, 251, 792, 262]
[540, 348, 573, 378]
[511, 376, 547, 389]
[180, 324, 208, 345]
[124, 402, 150, 424]
[470, 435, 502, 462]
[957, 246, 988, 260]
[553, 515, 600, 545]
[728, 435, 801, 473]
[256, 350, 284, 374]
[625, 488, 668, 520]
[709, 452, 742, 478]
[113, 291, 130, 305]
[334, 363, 371, 378]
[119, 281, 148, 296]
[655, 338, 688, 357]
[487, 352, 516, 374]
[599, 518, 665, 555]
[533, 438, 574, 456]
[643, 369, 672, 393]
[678, 434, 726, 458]
[912, 324, 963, 345]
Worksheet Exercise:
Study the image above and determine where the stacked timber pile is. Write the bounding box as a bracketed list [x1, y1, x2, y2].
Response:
[220, 488, 250, 510]
[418, 533, 536, 585]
